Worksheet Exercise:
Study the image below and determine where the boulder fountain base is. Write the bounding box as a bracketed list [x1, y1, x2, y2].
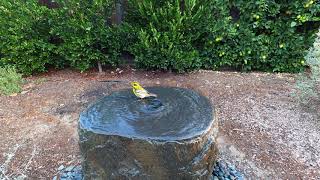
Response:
[79, 87, 218, 179]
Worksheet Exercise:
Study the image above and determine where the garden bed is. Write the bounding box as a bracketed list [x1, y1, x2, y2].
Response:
[0, 68, 319, 179]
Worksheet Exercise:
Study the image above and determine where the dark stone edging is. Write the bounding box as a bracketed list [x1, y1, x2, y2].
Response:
[53, 160, 244, 180]
[212, 161, 244, 180]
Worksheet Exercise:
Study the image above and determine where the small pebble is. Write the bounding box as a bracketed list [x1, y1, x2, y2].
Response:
[15, 175, 26, 180]
[67, 172, 73, 177]
[212, 176, 219, 180]
[73, 174, 83, 180]
[58, 165, 65, 171]
[65, 165, 75, 172]
[229, 165, 236, 171]
[21, 90, 29, 95]
[61, 173, 68, 178]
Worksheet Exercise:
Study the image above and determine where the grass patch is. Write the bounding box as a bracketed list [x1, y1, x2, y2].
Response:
[0, 66, 23, 95]
[34, 77, 47, 85]
[295, 31, 320, 104]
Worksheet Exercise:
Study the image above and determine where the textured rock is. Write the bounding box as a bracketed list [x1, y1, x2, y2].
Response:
[53, 165, 82, 180]
[212, 161, 244, 180]
[79, 87, 219, 179]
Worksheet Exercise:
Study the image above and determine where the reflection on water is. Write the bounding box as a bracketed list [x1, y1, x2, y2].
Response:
[79, 87, 213, 141]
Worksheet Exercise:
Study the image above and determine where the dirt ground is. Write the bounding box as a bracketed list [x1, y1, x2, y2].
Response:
[0, 68, 319, 179]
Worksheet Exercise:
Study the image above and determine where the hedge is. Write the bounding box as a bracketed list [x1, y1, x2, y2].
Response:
[0, 0, 319, 74]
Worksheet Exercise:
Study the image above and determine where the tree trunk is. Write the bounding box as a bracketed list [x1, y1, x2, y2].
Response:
[97, 61, 103, 73]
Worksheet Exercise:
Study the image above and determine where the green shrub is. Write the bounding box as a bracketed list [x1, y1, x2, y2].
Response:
[0, 0, 57, 75]
[0, 66, 23, 95]
[126, 0, 214, 72]
[0, 0, 319, 74]
[0, 0, 125, 74]
[126, 0, 320, 72]
[203, 0, 320, 72]
[52, 0, 121, 72]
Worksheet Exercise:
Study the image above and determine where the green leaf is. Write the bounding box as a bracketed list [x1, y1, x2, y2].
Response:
[290, 21, 297, 27]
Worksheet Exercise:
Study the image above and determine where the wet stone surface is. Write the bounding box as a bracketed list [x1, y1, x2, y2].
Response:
[79, 87, 213, 141]
[79, 87, 218, 179]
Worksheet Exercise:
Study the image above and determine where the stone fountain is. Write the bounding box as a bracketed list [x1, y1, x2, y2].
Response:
[78, 87, 218, 179]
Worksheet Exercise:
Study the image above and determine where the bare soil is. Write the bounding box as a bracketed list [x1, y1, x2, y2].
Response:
[0, 68, 319, 179]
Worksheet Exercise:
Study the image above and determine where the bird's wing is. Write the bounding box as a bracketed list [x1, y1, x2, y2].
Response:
[135, 89, 149, 98]
[135, 89, 157, 98]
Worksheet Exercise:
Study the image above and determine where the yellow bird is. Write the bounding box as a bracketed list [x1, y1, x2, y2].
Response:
[131, 82, 157, 99]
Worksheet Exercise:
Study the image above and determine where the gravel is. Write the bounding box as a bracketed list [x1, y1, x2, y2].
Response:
[212, 160, 245, 180]
[53, 165, 82, 180]
[53, 160, 244, 180]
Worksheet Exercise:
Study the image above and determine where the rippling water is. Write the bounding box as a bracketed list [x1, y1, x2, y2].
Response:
[79, 87, 213, 141]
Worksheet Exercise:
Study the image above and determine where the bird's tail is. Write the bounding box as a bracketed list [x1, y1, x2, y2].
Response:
[148, 93, 157, 97]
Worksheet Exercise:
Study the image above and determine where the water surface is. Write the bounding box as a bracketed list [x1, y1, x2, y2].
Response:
[79, 87, 213, 141]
